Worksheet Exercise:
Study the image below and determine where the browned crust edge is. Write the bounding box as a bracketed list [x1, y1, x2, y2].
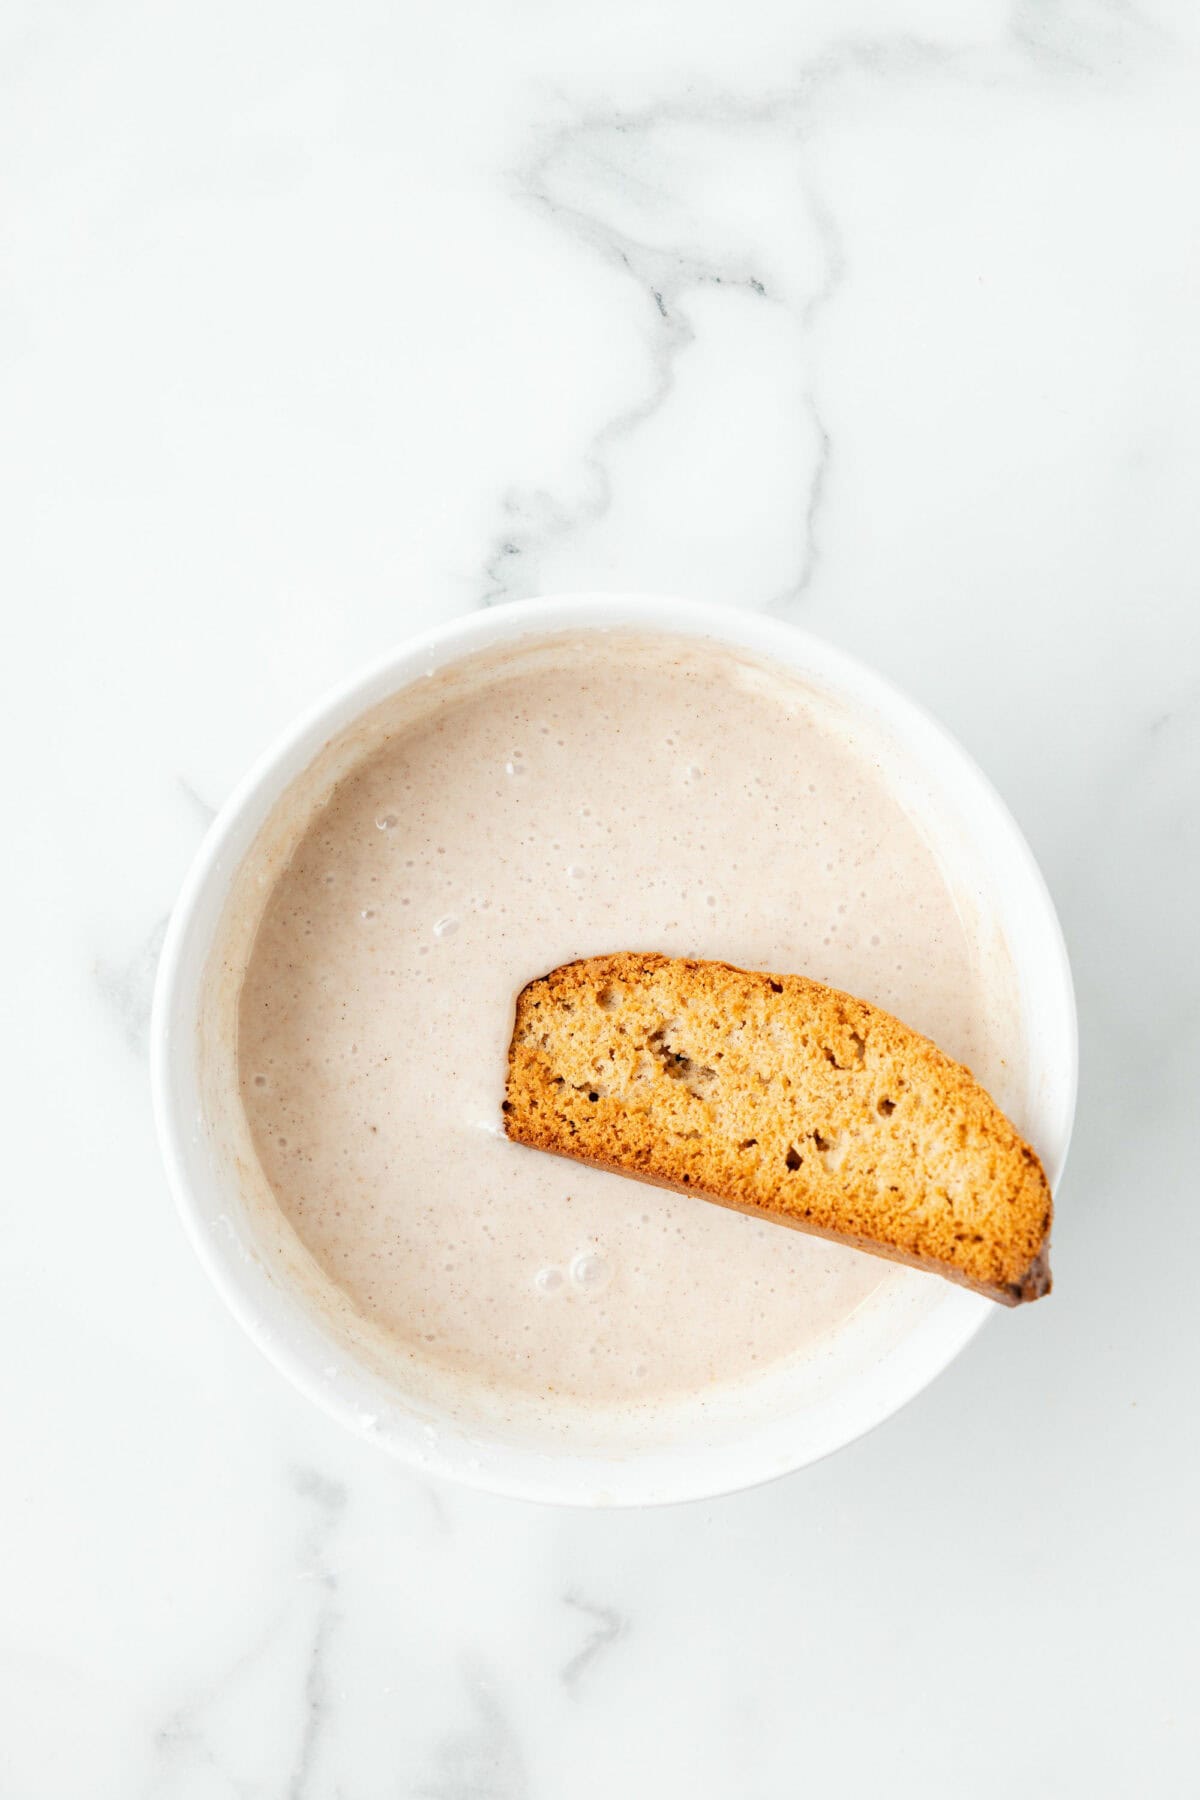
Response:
[504, 1135, 1050, 1306]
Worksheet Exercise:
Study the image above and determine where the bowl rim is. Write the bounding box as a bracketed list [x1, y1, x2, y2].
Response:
[151, 594, 1078, 1506]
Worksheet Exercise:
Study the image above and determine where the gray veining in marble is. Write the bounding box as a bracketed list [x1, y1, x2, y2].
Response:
[559, 1592, 627, 1695]
[95, 914, 169, 1055]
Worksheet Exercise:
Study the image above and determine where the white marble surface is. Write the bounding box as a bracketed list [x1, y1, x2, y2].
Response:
[4, 0, 1199, 1793]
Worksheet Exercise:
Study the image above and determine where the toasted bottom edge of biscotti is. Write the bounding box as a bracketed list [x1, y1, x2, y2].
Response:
[511, 1136, 1052, 1306]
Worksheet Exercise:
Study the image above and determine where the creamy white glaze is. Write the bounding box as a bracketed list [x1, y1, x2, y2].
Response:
[237, 633, 1023, 1407]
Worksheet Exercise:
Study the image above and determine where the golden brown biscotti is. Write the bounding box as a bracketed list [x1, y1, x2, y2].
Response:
[503, 953, 1052, 1304]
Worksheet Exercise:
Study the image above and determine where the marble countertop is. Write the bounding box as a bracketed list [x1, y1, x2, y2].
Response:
[4, 1, 1199, 1794]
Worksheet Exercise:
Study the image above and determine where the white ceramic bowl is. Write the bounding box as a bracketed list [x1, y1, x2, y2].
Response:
[152, 595, 1076, 1506]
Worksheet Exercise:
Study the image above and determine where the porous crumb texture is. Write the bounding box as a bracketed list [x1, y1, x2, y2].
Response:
[505, 953, 1052, 1304]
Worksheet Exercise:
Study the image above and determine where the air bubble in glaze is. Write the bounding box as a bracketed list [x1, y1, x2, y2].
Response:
[570, 1251, 611, 1293]
[433, 915, 460, 938]
[535, 1266, 564, 1294]
[375, 812, 398, 831]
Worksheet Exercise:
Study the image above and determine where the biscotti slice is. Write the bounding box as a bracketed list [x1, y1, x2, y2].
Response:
[504, 952, 1052, 1304]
